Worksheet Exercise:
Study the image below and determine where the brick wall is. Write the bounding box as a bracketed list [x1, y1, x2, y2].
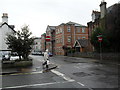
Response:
[67, 52, 120, 61]
[55, 23, 88, 55]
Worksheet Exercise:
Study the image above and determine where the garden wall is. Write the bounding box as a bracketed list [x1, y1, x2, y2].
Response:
[67, 52, 120, 61]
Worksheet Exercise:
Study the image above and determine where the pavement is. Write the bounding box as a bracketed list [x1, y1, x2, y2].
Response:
[1, 64, 57, 75]
[57, 56, 120, 66]
[0, 55, 58, 75]
[0, 55, 119, 75]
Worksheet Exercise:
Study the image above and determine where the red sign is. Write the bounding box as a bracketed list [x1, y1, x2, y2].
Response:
[46, 36, 51, 41]
[98, 37, 102, 42]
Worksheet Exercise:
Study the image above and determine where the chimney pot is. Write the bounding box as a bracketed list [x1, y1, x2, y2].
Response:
[2, 13, 8, 23]
[2, 13, 8, 18]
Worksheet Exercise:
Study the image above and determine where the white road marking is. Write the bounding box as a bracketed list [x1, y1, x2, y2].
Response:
[51, 69, 75, 82]
[31, 71, 43, 74]
[2, 71, 43, 76]
[2, 80, 74, 89]
[88, 88, 94, 90]
[77, 82, 94, 90]
[74, 65, 92, 69]
[51, 69, 94, 90]
[77, 82, 85, 86]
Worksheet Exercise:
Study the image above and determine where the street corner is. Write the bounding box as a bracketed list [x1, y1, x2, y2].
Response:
[42, 63, 58, 73]
[1, 67, 38, 76]
[48, 63, 58, 70]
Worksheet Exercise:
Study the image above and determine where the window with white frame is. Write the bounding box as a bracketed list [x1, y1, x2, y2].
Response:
[58, 29, 60, 34]
[82, 36, 86, 39]
[56, 30, 57, 34]
[60, 28, 62, 33]
[67, 26, 71, 32]
[56, 39, 58, 43]
[56, 29, 58, 34]
[61, 38, 62, 43]
[59, 38, 62, 43]
[77, 27, 80, 33]
[58, 39, 60, 43]
[67, 36, 71, 42]
[82, 27, 85, 33]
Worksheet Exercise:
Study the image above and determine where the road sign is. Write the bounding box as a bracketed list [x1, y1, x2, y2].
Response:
[46, 36, 51, 41]
[98, 37, 102, 42]
[97, 34, 102, 42]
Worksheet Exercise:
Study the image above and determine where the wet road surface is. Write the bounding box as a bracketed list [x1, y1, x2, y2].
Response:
[1, 55, 119, 89]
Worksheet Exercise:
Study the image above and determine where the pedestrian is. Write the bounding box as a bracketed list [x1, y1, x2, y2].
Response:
[43, 49, 49, 71]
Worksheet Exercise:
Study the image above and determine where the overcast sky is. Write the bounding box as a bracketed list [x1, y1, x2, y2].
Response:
[1, 0, 119, 37]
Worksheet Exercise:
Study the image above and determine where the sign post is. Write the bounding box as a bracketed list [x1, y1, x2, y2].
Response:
[97, 34, 103, 60]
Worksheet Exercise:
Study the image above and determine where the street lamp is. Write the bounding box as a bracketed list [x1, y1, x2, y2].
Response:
[97, 34, 103, 60]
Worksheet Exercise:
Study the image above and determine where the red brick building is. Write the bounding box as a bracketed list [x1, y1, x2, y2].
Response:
[55, 21, 88, 55]
[46, 25, 56, 54]
[40, 33, 46, 52]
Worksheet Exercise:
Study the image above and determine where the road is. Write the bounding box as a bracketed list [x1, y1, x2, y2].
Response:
[1, 55, 119, 89]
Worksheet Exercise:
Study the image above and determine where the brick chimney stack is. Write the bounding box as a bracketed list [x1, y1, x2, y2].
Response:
[2, 13, 8, 23]
[100, 0, 107, 18]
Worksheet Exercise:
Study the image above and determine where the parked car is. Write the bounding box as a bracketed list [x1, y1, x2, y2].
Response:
[10, 55, 20, 60]
[49, 52, 53, 57]
[31, 51, 42, 55]
[41, 52, 44, 56]
[2, 54, 10, 60]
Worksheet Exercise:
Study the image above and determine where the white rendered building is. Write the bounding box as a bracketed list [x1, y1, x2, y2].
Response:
[0, 13, 15, 57]
[32, 37, 42, 52]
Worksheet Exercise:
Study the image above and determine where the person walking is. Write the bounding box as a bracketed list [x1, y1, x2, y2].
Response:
[43, 49, 49, 71]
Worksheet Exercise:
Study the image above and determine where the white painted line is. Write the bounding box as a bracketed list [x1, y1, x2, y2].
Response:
[88, 87, 94, 90]
[3, 80, 74, 89]
[31, 71, 43, 74]
[77, 82, 85, 86]
[4, 71, 43, 76]
[77, 82, 94, 90]
[51, 69, 75, 82]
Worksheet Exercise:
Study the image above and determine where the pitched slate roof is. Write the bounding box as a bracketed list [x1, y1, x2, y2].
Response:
[46, 25, 56, 32]
[49, 26, 56, 30]
[0, 22, 16, 32]
[74, 39, 89, 48]
[60, 21, 86, 27]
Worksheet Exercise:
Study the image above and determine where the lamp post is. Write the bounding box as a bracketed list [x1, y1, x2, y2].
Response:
[97, 34, 103, 60]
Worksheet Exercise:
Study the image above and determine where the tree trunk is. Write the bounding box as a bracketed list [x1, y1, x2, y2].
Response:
[19, 55, 21, 60]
